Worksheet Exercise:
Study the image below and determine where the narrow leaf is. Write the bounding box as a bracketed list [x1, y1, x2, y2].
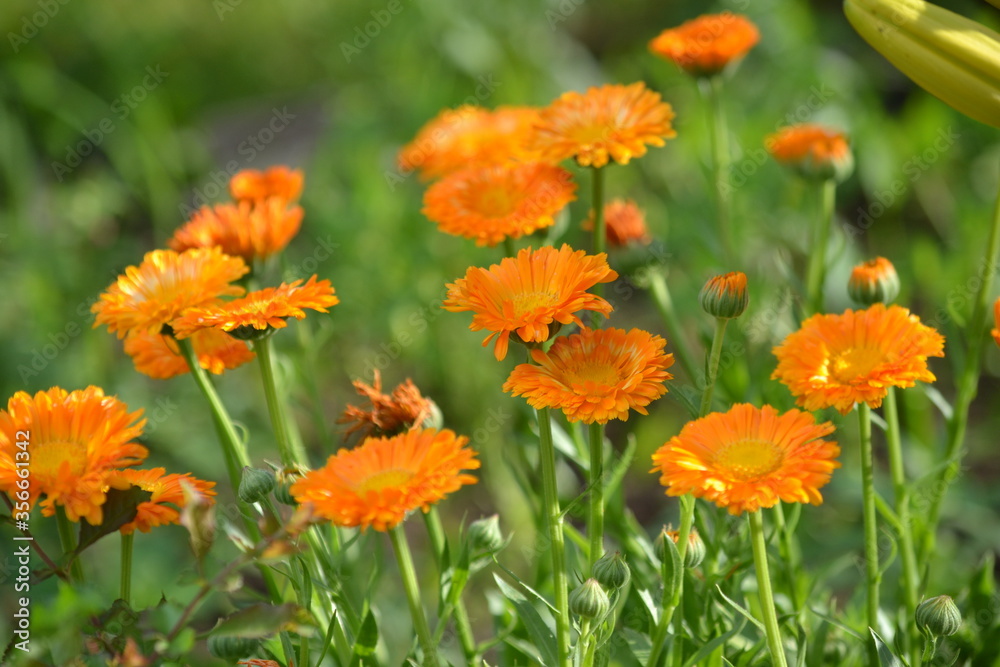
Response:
[493, 573, 558, 667]
[212, 603, 306, 638]
[348, 610, 379, 666]
[870, 629, 906, 667]
[715, 585, 766, 634]
[75, 487, 152, 555]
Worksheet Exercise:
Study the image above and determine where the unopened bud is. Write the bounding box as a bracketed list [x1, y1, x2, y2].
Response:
[467, 514, 504, 554]
[700, 272, 748, 319]
[848, 257, 900, 305]
[238, 467, 275, 504]
[916, 595, 962, 637]
[569, 578, 610, 620]
[592, 551, 631, 590]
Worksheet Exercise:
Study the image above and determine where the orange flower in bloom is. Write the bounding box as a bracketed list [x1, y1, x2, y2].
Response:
[766, 124, 853, 181]
[649, 13, 760, 77]
[652, 403, 840, 515]
[443, 245, 618, 360]
[772, 304, 945, 414]
[124, 328, 255, 379]
[399, 105, 543, 180]
[337, 370, 434, 440]
[107, 468, 216, 534]
[699, 271, 749, 319]
[172, 275, 339, 339]
[532, 83, 677, 168]
[504, 327, 674, 423]
[848, 257, 900, 305]
[229, 166, 304, 203]
[0, 387, 147, 524]
[169, 199, 303, 262]
[582, 199, 651, 246]
[422, 163, 577, 246]
[238, 661, 281, 667]
[92, 248, 248, 339]
[992, 298, 1000, 348]
[290, 428, 479, 531]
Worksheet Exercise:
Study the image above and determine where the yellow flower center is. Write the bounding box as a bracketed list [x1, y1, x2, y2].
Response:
[356, 468, 414, 494]
[472, 184, 518, 218]
[32, 440, 88, 481]
[715, 439, 784, 481]
[565, 361, 620, 387]
[512, 290, 559, 315]
[570, 122, 612, 147]
[830, 346, 885, 383]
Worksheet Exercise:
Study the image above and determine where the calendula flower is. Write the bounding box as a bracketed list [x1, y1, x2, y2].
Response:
[532, 83, 677, 168]
[652, 403, 840, 515]
[290, 428, 480, 531]
[766, 124, 853, 182]
[172, 275, 339, 340]
[123, 328, 255, 379]
[0, 387, 147, 525]
[992, 297, 1000, 348]
[229, 166, 304, 203]
[422, 162, 577, 246]
[337, 370, 435, 440]
[443, 245, 618, 360]
[649, 13, 760, 77]
[399, 105, 543, 180]
[582, 199, 652, 246]
[771, 303, 945, 414]
[848, 257, 900, 305]
[107, 467, 216, 534]
[169, 199, 303, 262]
[92, 248, 248, 339]
[699, 271, 749, 319]
[504, 327, 674, 423]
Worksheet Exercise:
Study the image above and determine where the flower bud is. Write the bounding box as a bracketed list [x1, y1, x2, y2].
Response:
[207, 634, 259, 659]
[569, 578, 610, 620]
[274, 468, 303, 506]
[467, 514, 504, 555]
[848, 257, 900, 305]
[699, 272, 748, 319]
[592, 551, 631, 590]
[238, 467, 276, 504]
[657, 526, 706, 568]
[766, 124, 854, 183]
[916, 595, 962, 637]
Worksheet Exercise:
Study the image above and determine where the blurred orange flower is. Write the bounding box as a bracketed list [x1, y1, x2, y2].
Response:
[107, 467, 216, 534]
[229, 166, 304, 203]
[650, 13, 760, 77]
[169, 199, 303, 262]
[504, 327, 673, 423]
[443, 245, 618, 360]
[124, 328, 255, 379]
[422, 162, 577, 246]
[582, 199, 652, 246]
[652, 404, 840, 515]
[532, 83, 676, 168]
[291, 428, 479, 531]
[766, 124, 853, 181]
[993, 297, 1000, 348]
[338, 370, 434, 440]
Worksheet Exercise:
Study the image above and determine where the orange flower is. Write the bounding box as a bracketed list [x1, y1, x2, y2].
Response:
[0, 387, 147, 525]
[124, 328, 255, 379]
[169, 199, 303, 262]
[848, 257, 900, 305]
[766, 124, 853, 182]
[172, 275, 339, 339]
[772, 303, 945, 414]
[443, 244, 618, 360]
[582, 199, 651, 246]
[92, 248, 248, 339]
[290, 428, 479, 531]
[992, 297, 1000, 348]
[422, 163, 577, 246]
[699, 271, 749, 319]
[107, 467, 216, 534]
[651, 403, 840, 515]
[649, 13, 760, 77]
[399, 105, 543, 180]
[337, 370, 435, 440]
[504, 327, 674, 423]
[531, 83, 677, 168]
[229, 166, 304, 203]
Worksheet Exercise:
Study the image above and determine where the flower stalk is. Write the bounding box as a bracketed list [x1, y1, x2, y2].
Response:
[859, 402, 881, 665]
[537, 407, 572, 667]
[748, 510, 788, 667]
[389, 524, 441, 667]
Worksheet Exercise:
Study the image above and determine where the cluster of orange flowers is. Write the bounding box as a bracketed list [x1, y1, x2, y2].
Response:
[0, 386, 214, 530]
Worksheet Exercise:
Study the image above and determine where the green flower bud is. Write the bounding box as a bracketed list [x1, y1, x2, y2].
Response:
[848, 257, 900, 305]
[238, 467, 276, 504]
[274, 468, 303, 506]
[592, 550, 631, 590]
[656, 526, 706, 569]
[467, 514, 504, 555]
[569, 578, 611, 620]
[916, 595, 962, 637]
[699, 272, 749, 319]
[207, 634, 259, 659]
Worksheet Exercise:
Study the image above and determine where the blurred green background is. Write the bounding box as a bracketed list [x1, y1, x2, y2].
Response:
[2, 0, 1000, 663]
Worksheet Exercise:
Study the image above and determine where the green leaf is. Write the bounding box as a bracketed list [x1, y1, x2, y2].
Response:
[636, 587, 659, 626]
[348, 610, 379, 666]
[212, 603, 307, 639]
[75, 486, 152, 555]
[715, 585, 766, 634]
[313, 608, 339, 667]
[492, 573, 558, 667]
[661, 530, 683, 606]
[682, 610, 747, 667]
[870, 629, 906, 667]
[491, 559, 557, 612]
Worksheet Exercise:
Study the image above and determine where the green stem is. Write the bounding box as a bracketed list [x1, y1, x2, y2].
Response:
[56, 507, 84, 582]
[772, 502, 801, 614]
[254, 335, 305, 467]
[805, 179, 836, 316]
[647, 271, 700, 384]
[591, 165, 607, 328]
[859, 403, 881, 666]
[580, 619, 596, 667]
[700, 317, 729, 417]
[921, 166, 1000, 560]
[422, 509, 477, 661]
[748, 510, 788, 667]
[921, 635, 937, 665]
[389, 524, 440, 667]
[884, 387, 918, 663]
[646, 493, 694, 667]
[588, 421, 605, 569]
[703, 75, 732, 262]
[120, 532, 134, 605]
[537, 407, 572, 667]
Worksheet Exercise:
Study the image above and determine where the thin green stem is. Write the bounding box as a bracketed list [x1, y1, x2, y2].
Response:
[646, 493, 694, 667]
[580, 619, 596, 667]
[921, 166, 1000, 560]
[884, 387, 918, 663]
[537, 407, 572, 667]
[700, 317, 729, 417]
[120, 532, 134, 605]
[254, 335, 304, 467]
[56, 507, 84, 582]
[591, 165, 607, 327]
[703, 75, 732, 262]
[422, 509, 477, 661]
[748, 510, 788, 667]
[647, 271, 700, 383]
[805, 179, 836, 316]
[389, 524, 440, 667]
[588, 421, 605, 569]
[921, 635, 937, 665]
[772, 502, 801, 614]
[859, 403, 880, 666]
